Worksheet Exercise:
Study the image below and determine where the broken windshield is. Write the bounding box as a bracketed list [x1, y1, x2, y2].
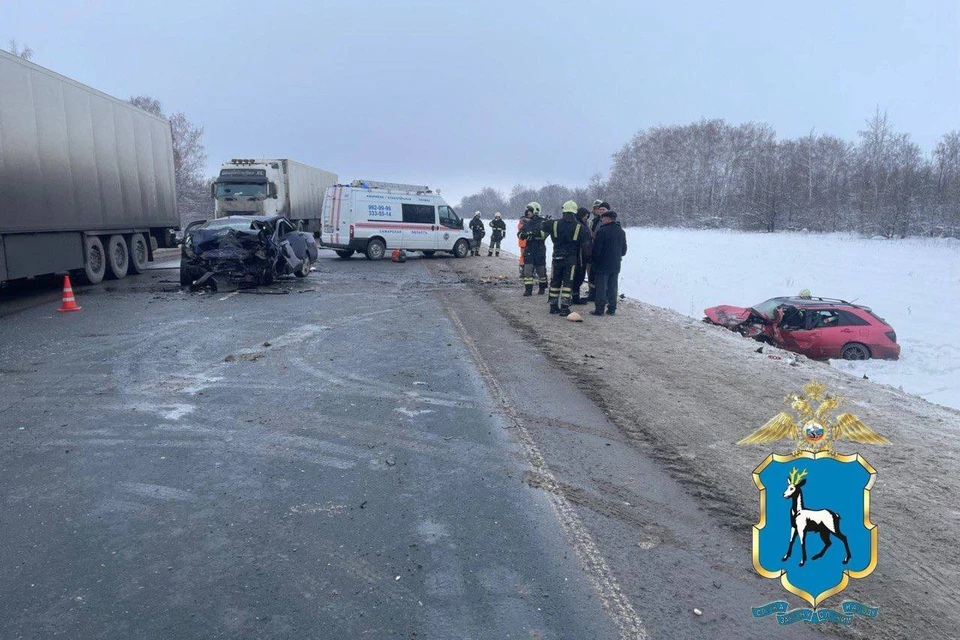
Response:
[751, 297, 788, 319]
[198, 218, 258, 231]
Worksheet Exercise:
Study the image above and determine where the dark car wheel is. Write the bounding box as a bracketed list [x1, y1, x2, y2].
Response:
[841, 342, 871, 360]
[180, 263, 201, 287]
[259, 266, 275, 287]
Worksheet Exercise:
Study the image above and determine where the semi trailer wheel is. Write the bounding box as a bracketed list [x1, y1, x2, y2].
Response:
[104, 235, 129, 279]
[78, 236, 106, 285]
[127, 233, 149, 274]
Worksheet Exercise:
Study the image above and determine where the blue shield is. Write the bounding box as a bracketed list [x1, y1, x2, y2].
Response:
[753, 452, 877, 607]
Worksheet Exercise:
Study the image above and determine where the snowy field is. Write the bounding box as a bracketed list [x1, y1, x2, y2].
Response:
[495, 221, 960, 411]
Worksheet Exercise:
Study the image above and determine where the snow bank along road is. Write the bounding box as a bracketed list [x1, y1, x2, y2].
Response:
[497, 222, 960, 411]
[437, 249, 960, 640]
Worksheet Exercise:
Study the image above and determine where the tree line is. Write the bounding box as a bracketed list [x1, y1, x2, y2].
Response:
[458, 111, 960, 238]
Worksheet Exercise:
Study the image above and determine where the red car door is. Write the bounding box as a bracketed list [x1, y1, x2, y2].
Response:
[772, 307, 823, 358]
[814, 309, 849, 358]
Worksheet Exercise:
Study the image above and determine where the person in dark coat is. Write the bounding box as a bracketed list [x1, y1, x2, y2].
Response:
[469, 212, 485, 256]
[488, 212, 506, 256]
[590, 210, 627, 316]
[571, 207, 593, 304]
[586, 200, 610, 301]
[518, 202, 548, 295]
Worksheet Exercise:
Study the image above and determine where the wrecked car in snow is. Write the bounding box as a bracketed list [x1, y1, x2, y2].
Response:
[704, 296, 900, 361]
[180, 216, 318, 287]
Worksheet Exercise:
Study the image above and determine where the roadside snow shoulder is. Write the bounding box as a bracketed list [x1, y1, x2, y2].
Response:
[434, 249, 960, 640]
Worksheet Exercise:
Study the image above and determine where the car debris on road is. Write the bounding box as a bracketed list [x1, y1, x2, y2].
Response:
[703, 295, 900, 361]
[180, 215, 318, 289]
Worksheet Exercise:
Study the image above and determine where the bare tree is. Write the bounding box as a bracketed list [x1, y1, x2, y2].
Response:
[7, 40, 34, 60]
[128, 95, 210, 226]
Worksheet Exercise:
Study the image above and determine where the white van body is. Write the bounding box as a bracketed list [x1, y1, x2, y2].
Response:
[319, 181, 473, 259]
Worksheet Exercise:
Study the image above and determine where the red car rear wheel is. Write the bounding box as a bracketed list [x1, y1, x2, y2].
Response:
[841, 342, 871, 360]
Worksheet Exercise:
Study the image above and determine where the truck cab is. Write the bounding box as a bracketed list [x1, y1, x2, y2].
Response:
[212, 161, 284, 219]
[211, 159, 337, 235]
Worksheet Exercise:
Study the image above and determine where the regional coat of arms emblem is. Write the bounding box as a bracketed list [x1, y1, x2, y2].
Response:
[738, 380, 887, 625]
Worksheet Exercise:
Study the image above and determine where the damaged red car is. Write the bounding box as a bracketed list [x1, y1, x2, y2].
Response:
[704, 296, 900, 361]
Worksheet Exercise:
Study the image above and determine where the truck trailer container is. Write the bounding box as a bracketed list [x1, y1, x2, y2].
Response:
[0, 49, 180, 285]
[211, 159, 337, 235]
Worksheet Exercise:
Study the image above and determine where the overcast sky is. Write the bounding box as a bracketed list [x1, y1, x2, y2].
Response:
[6, 0, 959, 204]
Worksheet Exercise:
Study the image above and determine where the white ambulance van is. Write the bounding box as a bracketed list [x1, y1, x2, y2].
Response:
[319, 180, 474, 260]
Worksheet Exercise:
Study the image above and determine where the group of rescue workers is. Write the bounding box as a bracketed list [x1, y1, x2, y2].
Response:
[468, 199, 627, 318]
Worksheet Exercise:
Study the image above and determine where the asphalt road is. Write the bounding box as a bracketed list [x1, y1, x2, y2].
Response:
[1, 252, 825, 639]
[0, 255, 616, 639]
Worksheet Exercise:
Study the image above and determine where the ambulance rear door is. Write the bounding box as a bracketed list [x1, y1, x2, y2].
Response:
[356, 193, 402, 248]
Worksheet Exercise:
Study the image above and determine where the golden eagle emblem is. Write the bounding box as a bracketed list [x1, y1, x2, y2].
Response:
[738, 379, 888, 454]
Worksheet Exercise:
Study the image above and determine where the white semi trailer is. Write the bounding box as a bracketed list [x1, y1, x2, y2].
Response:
[211, 159, 337, 235]
[0, 49, 179, 285]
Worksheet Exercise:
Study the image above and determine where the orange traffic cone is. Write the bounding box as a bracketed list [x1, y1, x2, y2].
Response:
[57, 275, 82, 312]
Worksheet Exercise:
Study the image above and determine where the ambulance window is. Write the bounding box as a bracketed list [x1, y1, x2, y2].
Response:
[402, 204, 435, 224]
[439, 205, 461, 229]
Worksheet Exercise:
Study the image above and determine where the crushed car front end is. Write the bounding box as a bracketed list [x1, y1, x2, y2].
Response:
[181, 218, 280, 287]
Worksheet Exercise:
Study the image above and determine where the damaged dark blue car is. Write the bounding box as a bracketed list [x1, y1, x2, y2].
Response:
[180, 216, 318, 288]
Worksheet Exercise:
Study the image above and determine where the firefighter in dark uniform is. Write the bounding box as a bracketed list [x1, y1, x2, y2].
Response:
[488, 212, 506, 257]
[469, 212, 485, 256]
[544, 200, 587, 316]
[571, 207, 592, 304]
[518, 202, 548, 296]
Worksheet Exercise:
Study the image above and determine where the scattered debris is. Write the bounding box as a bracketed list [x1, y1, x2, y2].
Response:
[694, 608, 703, 616]
[384, 455, 397, 466]
[224, 352, 264, 363]
[239, 289, 291, 295]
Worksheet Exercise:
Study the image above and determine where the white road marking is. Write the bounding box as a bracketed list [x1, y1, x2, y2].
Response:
[440, 297, 649, 640]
